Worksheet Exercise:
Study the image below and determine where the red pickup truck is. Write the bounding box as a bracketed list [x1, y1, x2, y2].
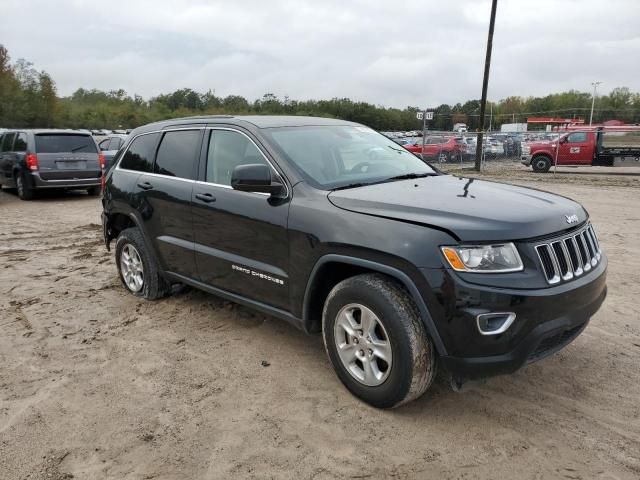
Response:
[521, 127, 640, 172]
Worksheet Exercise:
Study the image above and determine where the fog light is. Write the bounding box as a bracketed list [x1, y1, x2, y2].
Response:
[476, 312, 516, 335]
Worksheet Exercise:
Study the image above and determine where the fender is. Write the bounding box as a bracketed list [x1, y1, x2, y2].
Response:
[302, 254, 447, 355]
[104, 209, 161, 266]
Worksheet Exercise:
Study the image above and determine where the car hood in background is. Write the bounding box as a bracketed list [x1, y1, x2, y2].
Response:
[327, 175, 587, 242]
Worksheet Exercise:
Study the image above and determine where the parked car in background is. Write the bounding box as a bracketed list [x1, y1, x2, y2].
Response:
[403, 135, 467, 162]
[522, 127, 640, 172]
[98, 133, 128, 170]
[0, 129, 104, 200]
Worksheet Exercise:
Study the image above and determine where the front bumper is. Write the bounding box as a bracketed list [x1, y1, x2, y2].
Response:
[421, 255, 607, 380]
[521, 154, 532, 166]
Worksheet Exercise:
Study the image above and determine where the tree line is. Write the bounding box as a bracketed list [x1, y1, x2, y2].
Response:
[1, 44, 639, 132]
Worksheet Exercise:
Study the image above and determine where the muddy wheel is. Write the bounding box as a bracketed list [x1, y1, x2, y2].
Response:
[532, 155, 552, 173]
[115, 227, 169, 300]
[16, 171, 34, 200]
[322, 273, 436, 408]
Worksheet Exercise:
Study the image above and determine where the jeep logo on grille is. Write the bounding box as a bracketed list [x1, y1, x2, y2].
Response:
[565, 214, 579, 224]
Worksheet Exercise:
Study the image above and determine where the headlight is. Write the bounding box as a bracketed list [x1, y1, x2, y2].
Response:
[522, 145, 530, 154]
[441, 243, 523, 273]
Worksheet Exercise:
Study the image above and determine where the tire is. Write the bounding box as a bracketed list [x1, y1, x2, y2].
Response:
[531, 155, 552, 173]
[87, 186, 101, 196]
[322, 273, 436, 408]
[16, 171, 34, 200]
[115, 227, 169, 300]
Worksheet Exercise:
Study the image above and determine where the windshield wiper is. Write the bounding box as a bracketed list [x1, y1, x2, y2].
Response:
[387, 145, 405, 153]
[383, 173, 436, 181]
[331, 182, 371, 191]
[70, 145, 88, 152]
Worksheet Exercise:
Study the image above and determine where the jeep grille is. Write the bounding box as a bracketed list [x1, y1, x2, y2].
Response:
[535, 223, 602, 285]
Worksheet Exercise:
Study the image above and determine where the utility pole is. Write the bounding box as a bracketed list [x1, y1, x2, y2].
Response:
[589, 81, 602, 125]
[489, 103, 493, 132]
[475, 0, 498, 172]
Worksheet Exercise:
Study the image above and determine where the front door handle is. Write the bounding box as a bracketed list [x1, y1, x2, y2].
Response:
[137, 181, 153, 190]
[195, 192, 216, 203]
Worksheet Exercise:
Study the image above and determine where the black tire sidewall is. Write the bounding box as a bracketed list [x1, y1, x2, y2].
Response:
[323, 276, 425, 408]
[532, 156, 551, 173]
[16, 171, 33, 200]
[115, 227, 166, 300]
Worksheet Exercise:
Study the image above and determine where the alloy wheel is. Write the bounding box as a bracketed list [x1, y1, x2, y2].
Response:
[333, 303, 393, 386]
[120, 243, 144, 292]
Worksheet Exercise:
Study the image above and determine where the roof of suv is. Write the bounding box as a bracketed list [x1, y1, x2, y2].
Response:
[133, 115, 361, 134]
[1, 129, 91, 135]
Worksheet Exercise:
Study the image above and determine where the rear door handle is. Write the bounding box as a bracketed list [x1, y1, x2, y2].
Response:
[137, 181, 153, 190]
[195, 192, 216, 203]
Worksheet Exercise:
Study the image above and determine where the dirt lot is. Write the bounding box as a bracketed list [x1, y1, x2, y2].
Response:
[1, 171, 639, 480]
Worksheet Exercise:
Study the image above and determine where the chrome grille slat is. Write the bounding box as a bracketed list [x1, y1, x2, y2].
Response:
[575, 233, 591, 272]
[535, 223, 602, 285]
[586, 227, 601, 260]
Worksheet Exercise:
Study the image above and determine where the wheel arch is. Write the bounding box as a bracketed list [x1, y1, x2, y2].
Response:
[302, 254, 447, 355]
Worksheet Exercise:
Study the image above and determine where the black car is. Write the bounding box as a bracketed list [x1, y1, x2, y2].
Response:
[0, 129, 104, 199]
[101, 116, 607, 408]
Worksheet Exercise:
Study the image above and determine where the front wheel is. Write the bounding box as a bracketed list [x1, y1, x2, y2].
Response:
[322, 274, 436, 408]
[532, 155, 552, 173]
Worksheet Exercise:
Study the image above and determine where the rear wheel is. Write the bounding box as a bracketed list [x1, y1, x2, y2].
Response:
[115, 227, 169, 300]
[322, 273, 436, 408]
[87, 186, 101, 196]
[532, 155, 552, 173]
[16, 171, 34, 200]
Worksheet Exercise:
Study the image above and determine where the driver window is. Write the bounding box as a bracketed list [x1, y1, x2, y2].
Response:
[567, 132, 587, 143]
[207, 130, 268, 185]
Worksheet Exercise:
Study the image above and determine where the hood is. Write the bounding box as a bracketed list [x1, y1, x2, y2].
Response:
[528, 140, 556, 149]
[327, 175, 587, 242]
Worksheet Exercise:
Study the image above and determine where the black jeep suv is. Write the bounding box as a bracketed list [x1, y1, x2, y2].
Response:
[102, 116, 607, 408]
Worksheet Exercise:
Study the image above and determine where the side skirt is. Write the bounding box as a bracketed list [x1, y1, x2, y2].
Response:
[164, 271, 305, 331]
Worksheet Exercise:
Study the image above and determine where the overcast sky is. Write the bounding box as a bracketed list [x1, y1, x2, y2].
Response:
[2, 0, 639, 107]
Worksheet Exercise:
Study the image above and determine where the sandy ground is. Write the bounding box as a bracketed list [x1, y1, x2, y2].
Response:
[1, 171, 639, 480]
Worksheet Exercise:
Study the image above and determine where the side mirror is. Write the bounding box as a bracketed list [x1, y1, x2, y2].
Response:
[231, 164, 285, 196]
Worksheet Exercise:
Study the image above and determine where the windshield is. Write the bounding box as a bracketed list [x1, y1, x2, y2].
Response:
[262, 125, 436, 189]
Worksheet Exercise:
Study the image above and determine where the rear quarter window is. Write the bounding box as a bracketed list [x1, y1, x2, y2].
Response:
[35, 134, 97, 154]
[119, 133, 160, 173]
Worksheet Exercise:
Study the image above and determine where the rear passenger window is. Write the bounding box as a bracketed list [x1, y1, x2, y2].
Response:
[206, 130, 268, 185]
[1, 133, 16, 152]
[14, 133, 28, 151]
[119, 133, 160, 172]
[154, 130, 201, 179]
